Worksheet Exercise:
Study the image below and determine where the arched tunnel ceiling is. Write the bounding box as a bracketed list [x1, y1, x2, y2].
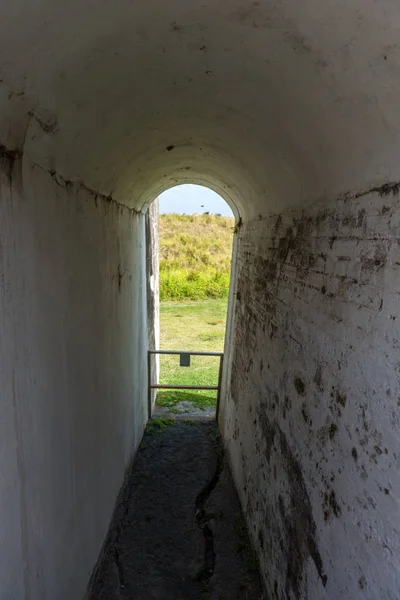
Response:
[1, 0, 400, 217]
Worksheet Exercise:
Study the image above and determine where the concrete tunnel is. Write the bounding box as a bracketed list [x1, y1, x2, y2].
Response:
[1, 0, 400, 598]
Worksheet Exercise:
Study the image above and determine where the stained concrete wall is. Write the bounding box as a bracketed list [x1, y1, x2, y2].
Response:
[221, 186, 400, 599]
[0, 153, 148, 599]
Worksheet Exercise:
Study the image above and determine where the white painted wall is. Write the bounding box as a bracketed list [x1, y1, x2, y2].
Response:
[221, 187, 400, 599]
[0, 156, 148, 600]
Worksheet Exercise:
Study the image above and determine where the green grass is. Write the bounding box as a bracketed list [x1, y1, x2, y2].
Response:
[157, 213, 233, 409]
[159, 213, 234, 300]
[157, 299, 228, 410]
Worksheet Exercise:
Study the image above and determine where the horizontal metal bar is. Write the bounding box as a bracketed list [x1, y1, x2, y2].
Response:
[149, 350, 223, 357]
[151, 384, 219, 391]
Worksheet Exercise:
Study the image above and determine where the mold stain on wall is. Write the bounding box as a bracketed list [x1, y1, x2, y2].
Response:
[224, 187, 400, 598]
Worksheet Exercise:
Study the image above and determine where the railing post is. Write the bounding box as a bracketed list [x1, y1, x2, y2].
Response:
[216, 354, 224, 421]
[147, 350, 152, 419]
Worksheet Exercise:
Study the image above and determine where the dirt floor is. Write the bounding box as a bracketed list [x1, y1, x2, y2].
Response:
[87, 420, 265, 600]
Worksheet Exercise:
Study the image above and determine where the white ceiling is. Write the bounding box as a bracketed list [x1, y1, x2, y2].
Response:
[1, 0, 400, 217]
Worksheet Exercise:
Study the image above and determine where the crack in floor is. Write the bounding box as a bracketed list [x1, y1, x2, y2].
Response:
[114, 546, 127, 595]
[195, 433, 224, 585]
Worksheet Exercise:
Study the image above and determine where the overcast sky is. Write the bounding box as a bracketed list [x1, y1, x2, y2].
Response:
[159, 184, 233, 216]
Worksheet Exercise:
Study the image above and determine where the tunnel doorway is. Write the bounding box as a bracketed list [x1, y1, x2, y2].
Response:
[146, 184, 236, 421]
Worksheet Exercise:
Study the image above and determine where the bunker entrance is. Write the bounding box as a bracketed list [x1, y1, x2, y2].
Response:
[146, 184, 236, 421]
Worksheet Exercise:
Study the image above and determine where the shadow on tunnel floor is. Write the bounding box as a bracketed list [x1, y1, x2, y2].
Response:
[87, 420, 265, 600]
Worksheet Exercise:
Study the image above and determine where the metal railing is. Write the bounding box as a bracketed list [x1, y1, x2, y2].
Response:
[148, 350, 224, 419]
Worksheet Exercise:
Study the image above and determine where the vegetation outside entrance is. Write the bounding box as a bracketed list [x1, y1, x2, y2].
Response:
[156, 213, 234, 415]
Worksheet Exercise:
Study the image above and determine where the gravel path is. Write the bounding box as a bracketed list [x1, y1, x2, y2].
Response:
[87, 421, 265, 600]
[153, 400, 215, 419]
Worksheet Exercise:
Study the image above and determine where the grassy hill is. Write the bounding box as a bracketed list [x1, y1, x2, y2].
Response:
[159, 213, 234, 300]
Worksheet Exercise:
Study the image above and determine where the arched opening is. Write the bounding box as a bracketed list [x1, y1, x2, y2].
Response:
[146, 184, 237, 421]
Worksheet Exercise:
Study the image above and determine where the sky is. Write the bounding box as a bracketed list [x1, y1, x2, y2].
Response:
[159, 184, 233, 216]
